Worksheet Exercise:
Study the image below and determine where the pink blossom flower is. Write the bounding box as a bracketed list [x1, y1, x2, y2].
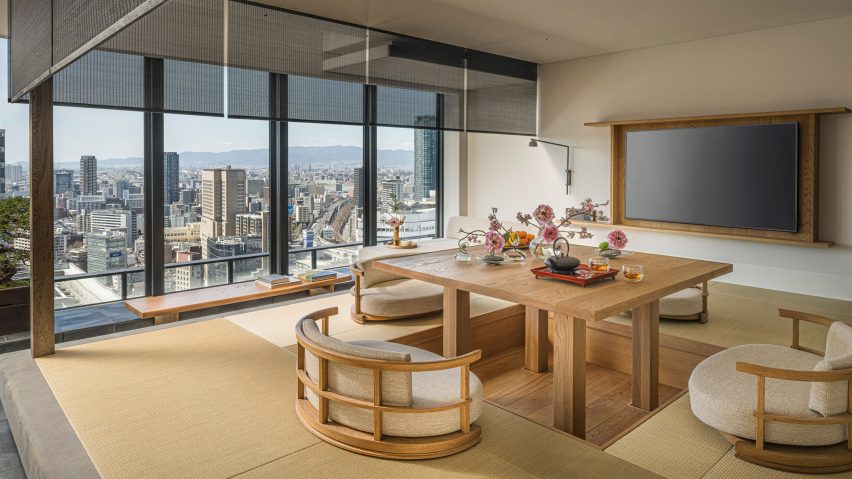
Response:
[607, 229, 628, 250]
[532, 204, 555, 226]
[489, 218, 502, 232]
[582, 198, 596, 214]
[484, 231, 505, 254]
[386, 216, 400, 229]
[542, 224, 559, 242]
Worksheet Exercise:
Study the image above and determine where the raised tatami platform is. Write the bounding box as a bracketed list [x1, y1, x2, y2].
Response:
[0, 311, 656, 479]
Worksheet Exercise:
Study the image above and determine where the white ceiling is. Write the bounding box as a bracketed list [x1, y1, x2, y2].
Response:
[3, 0, 852, 63]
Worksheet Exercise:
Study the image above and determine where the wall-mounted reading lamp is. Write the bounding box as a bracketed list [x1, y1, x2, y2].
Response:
[528, 138, 571, 193]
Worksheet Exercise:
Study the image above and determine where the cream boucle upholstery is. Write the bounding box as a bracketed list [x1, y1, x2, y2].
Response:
[354, 279, 444, 318]
[689, 344, 847, 446]
[303, 333, 484, 438]
[659, 287, 703, 317]
[810, 322, 852, 416]
[300, 319, 412, 406]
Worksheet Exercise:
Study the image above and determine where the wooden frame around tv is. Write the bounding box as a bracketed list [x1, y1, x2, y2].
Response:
[585, 108, 850, 248]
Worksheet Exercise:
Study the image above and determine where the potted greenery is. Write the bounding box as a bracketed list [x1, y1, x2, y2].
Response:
[0, 197, 31, 336]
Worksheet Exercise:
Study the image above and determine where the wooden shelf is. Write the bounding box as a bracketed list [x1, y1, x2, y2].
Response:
[570, 220, 834, 248]
[584, 107, 850, 127]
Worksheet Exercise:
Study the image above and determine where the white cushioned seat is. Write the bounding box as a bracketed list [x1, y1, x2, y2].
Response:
[689, 344, 847, 446]
[304, 336, 483, 438]
[354, 278, 444, 318]
[660, 287, 703, 317]
[810, 322, 852, 416]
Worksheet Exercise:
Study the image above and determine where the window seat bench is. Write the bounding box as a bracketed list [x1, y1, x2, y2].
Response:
[124, 273, 350, 325]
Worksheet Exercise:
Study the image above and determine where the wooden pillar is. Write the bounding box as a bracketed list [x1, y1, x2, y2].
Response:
[29, 78, 55, 358]
[442, 287, 470, 357]
[632, 300, 660, 411]
[524, 306, 549, 373]
[553, 314, 586, 438]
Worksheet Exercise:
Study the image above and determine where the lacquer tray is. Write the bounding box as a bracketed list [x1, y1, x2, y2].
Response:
[531, 265, 619, 287]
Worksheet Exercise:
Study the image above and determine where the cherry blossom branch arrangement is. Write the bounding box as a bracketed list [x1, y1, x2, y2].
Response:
[456, 198, 610, 256]
[515, 198, 610, 242]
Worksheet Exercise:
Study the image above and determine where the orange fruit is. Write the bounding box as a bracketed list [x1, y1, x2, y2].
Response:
[527, 233, 535, 240]
[517, 230, 527, 239]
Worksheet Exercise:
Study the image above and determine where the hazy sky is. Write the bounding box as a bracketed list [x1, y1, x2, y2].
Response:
[0, 39, 414, 165]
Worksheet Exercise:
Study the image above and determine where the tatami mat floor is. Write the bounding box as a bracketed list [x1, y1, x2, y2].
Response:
[5, 282, 850, 478]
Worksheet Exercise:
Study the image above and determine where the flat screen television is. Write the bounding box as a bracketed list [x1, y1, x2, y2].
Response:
[624, 123, 798, 232]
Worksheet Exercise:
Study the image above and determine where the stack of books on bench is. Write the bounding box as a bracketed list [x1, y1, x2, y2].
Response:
[296, 270, 337, 282]
[255, 274, 301, 289]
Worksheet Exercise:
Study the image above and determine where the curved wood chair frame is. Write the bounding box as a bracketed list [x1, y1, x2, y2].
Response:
[349, 264, 440, 324]
[659, 281, 709, 323]
[295, 307, 483, 459]
[726, 309, 852, 473]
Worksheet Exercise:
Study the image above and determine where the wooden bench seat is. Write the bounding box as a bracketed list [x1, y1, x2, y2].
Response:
[124, 273, 351, 325]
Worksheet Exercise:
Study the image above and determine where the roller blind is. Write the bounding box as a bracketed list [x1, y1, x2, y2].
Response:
[8, 0, 162, 102]
[466, 50, 537, 135]
[10, 0, 538, 134]
[368, 30, 465, 130]
[227, 0, 366, 123]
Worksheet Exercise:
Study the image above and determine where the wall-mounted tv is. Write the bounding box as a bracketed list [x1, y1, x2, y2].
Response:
[624, 123, 798, 232]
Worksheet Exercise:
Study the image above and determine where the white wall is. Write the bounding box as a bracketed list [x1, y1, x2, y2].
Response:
[467, 15, 852, 300]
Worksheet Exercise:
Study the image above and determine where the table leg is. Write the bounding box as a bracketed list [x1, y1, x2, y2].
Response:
[632, 300, 660, 411]
[524, 306, 549, 373]
[442, 287, 470, 357]
[553, 314, 586, 438]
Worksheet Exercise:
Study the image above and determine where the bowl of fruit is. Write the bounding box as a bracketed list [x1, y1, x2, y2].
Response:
[501, 230, 534, 261]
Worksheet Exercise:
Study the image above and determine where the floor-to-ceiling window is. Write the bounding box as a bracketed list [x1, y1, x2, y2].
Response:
[163, 115, 269, 292]
[375, 126, 439, 242]
[53, 107, 145, 309]
[287, 122, 363, 273]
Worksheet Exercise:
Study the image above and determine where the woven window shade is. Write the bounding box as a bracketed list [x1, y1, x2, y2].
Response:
[13, 0, 224, 115]
[9, 0, 52, 100]
[466, 50, 537, 135]
[227, 0, 366, 122]
[10, 0, 537, 134]
[368, 30, 464, 130]
[51, 1, 151, 64]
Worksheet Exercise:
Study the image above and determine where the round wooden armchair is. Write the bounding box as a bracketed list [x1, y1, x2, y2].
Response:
[295, 307, 483, 459]
[690, 309, 852, 473]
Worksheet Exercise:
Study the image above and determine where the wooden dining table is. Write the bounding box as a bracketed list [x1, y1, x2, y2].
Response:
[374, 244, 732, 438]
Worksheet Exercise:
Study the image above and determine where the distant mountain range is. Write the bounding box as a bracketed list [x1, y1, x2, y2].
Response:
[43, 146, 414, 170]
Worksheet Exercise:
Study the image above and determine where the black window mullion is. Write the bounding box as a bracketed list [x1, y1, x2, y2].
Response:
[143, 57, 165, 296]
[435, 93, 445, 238]
[364, 84, 378, 246]
[269, 73, 289, 275]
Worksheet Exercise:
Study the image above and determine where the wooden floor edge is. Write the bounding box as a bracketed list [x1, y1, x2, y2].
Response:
[598, 389, 689, 450]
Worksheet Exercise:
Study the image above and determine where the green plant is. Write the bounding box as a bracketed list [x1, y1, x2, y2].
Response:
[0, 197, 30, 285]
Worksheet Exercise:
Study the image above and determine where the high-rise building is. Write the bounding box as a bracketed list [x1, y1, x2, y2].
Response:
[174, 248, 204, 291]
[381, 177, 404, 211]
[200, 167, 246, 258]
[85, 231, 127, 274]
[0, 129, 5, 195]
[55, 169, 73, 194]
[80, 155, 98, 195]
[5, 163, 23, 185]
[164, 152, 180, 204]
[89, 209, 134, 246]
[413, 115, 437, 201]
[236, 211, 270, 252]
[353, 167, 363, 207]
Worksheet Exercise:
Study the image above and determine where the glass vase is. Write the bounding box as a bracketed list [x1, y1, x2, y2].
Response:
[528, 236, 555, 260]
